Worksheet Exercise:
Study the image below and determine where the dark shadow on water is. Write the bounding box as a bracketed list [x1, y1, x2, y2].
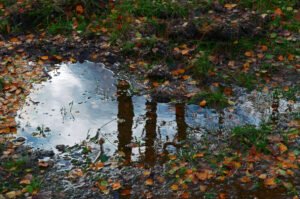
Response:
[117, 80, 134, 165]
[176, 103, 187, 142]
[144, 101, 157, 167]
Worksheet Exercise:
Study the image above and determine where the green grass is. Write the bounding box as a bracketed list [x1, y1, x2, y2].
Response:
[236, 73, 257, 90]
[190, 91, 228, 108]
[0, 78, 4, 91]
[193, 53, 213, 77]
[238, 0, 298, 12]
[3, 157, 27, 170]
[232, 124, 272, 152]
[117, 0, 188, 18]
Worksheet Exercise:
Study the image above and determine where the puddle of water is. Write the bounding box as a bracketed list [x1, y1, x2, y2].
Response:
[16, 62, 299, 164]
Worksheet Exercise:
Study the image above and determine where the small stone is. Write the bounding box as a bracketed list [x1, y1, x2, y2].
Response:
[15, 137, 26, 142]
[56, 144, 66, 152]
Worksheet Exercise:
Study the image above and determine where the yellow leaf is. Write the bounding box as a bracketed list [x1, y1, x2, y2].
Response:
[193, 153, 204, 158]
[143, 170, 151, 176]
[224, 4, 237, 9]
[258, 174, 267, 179]
[170, 184, 179, 191]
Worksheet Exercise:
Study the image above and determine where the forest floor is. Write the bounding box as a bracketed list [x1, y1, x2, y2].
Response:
[0, 1, 300, 198]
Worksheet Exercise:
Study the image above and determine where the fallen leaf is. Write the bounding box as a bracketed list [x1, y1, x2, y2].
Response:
[224, 4, 237, 10]
[112, 182, 121, 190]
[199, 100, 207, 107]
[274, 8, 283, 16]
[145, 178, 154, 186]
[121, 189, 131, 196]
[40, 56, 49, 61]
[180, 192, 190, 199]
[278, 143, 288, 153]
[264, 178, 277, 187]
[76, 4, 84, 14]
[240, 176, 251, 183]
[170, 184, 179, 191]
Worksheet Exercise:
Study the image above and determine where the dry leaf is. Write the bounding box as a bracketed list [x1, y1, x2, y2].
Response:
[199, 100, 207, 107]
[112, 182, 121, 190]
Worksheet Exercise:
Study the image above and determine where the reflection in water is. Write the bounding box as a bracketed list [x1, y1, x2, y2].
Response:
[144, 101, 157, 167]
[175, 103, 187, 142]
[117, 80, 134, 165]
[16, 62, 300, 169]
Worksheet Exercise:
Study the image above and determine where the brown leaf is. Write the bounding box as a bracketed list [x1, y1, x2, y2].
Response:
[120, 189, 131, 196]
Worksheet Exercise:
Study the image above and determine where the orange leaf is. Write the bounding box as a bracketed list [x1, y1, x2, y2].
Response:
[145, 178, 153, 186]
[168, 154, 177, 160]
[9, 37, 19, 43]
[244, 51, 253, 57]
[240, 176, 251, 183]
[199, 100, 207, 107]
[274, 8, 283, 16]
[264, 178, 277, 187]
[261, 45, 268, 51]
[278, 143, 288, 153]
[40, 56, 49, 61]
[152, 82, 159, 87]
[277, 55, 284, 61]
[181, 49, 190, 55]
[76, 4, 84, 14]
[112, 182, 121, 190]
[180, 192, 190, 199]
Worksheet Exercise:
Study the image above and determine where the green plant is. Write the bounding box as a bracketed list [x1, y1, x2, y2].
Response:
[0, 78, 4, 91]
[25, 178, 41, 194]
[232, 124, 272, 152]
[190, 91, 228, 108]
[193, 53, 213, 77]
[236, 73, 257, 90]
[47, 18, 73, 35]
